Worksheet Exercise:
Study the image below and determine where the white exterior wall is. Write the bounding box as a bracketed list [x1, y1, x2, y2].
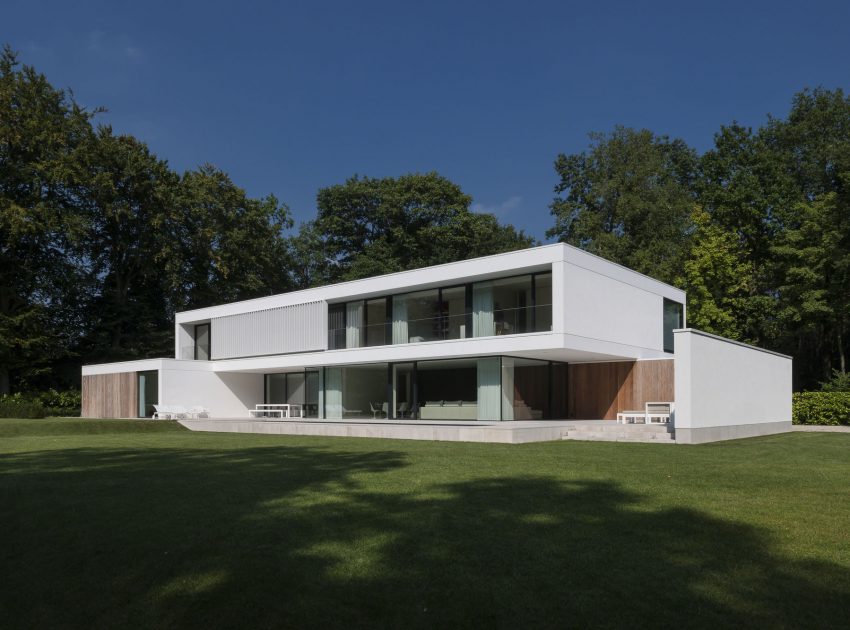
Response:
[159, 363, 262, 417]
[211, 300, 326, 359]
[82, 359, 264, 418]
[561, 249, 685, 354]
[674, 329, 792, 444]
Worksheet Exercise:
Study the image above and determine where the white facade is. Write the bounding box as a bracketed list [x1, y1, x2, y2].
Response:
[673, 329, 793, 443]
[82, 243, 793, 442]
[170, 243, 685, 371]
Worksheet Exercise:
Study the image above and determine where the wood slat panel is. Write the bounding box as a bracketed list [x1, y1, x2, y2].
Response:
[566, 360, 674, 420]
[81, 372, 138, 418]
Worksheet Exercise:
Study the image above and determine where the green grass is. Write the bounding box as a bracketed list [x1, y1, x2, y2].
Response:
[1, 418, 849, 629]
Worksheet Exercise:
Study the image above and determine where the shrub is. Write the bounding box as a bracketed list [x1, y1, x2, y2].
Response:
[820, 369, 850, 392]
[0, 399, 46, 419]
[792, 392, 850, 426]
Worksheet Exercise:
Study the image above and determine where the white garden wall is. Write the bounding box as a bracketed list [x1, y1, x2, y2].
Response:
[674, 329, 792, 443]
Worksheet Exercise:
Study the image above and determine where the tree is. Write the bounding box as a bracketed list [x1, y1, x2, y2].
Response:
[306, 172, 533, 283]
[70, 126, 179, 360]
[171, 165, 294, 309]
[680, 206, 769, 342]
[765, 88, 850, 383]
[773, 192, 850, 378]
[0, 46, 94, 393]
[547, 127, 697, 285]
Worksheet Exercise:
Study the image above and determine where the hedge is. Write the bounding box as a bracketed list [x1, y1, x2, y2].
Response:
[0, 400, 45, 419]
[792, 392, 850, 426]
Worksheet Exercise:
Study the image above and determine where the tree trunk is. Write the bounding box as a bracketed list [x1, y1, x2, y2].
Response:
[839, 330, 846, 374]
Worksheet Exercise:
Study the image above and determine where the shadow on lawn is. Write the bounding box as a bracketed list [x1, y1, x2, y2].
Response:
[2, 445, 848, 629]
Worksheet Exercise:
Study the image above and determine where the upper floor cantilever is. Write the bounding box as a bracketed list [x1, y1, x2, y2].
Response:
[174, 243, 686, 362]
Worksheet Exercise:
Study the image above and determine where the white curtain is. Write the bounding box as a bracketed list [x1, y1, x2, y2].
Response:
[501, 357, 515, 421]
[318, 369, 325, 419]
[346, 302, 363, 348]
[324, 367, 343, 419]
[477, 357, 501, 420]
[392, 296, 409, 345]
[472, 282, 495, 337]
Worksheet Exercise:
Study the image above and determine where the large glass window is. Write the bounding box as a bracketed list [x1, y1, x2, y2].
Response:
[318, 356, 567, 422]
[441, 286, 468, 339]
[502, 357, 550, 420]
[663, 299, 684, 353]
[264, 370, 319, 418]
[305, 370, 319, 418]
[534, 273, 552, 332]
[327, 268, 554, 348]
[365, 298, 387, 347]
[417, 359, 479, 420]
[328, 304, 346, 349]
[490, 275, 533, 336]
[394, 289, 440, 343]
[324, 364, 388, 419]
[393, 362, 415, 418]
[137, 370, 158, 418]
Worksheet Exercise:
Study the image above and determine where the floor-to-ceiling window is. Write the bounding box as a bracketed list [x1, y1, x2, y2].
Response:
[264, 369, 320, 418]
[318, 356, 567, 421]
[328, 268, 553, 349]
[393, 362, 415, 418]
[501, 357, 551, 420]
[323, 364, 389, 419]
[365, 298, 388, 347]
[137, 370, 158, 418]
[416, 358, 478, 420]
[328, 304, 346, 349]
[663, 299, 684, 353]
[534, 272, 553, 332]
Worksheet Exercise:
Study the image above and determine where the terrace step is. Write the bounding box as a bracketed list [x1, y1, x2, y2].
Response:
[561, 422, 676, 443]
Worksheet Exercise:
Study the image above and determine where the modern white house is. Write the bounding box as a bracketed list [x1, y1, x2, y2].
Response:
[81, 243, 792, 443]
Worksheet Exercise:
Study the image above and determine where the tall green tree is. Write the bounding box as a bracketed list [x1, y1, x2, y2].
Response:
[171, 165, 294, 309]
[71, 126, 178, 361]
[547, 126, 697, 285]
[680, 206, 767, 342]
[304, 172, 533, 284]
[766, 88, 850, 383]
[0, 46, 94, 393]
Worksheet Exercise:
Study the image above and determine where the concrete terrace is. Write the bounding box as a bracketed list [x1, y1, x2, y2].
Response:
[178, 418, 677, 444]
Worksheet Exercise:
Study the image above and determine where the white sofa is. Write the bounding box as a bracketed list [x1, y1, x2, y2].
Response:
[419, 401, 478, 420]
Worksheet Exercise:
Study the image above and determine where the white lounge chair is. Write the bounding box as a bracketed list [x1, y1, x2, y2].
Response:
[646, 402, 673, 424]
[152, 404, 171, 419]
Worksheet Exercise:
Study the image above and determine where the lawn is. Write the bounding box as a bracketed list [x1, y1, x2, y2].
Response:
[1, 419, 848, 629]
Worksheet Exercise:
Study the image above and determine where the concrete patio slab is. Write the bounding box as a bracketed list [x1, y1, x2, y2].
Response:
[178, 418, 612, 444]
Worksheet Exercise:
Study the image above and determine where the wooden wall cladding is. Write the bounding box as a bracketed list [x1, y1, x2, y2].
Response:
[81, 373, 138, 418]
[567, 360, 674, 420]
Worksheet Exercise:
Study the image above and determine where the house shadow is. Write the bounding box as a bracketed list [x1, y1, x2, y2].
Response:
[2, 445, 848, 629]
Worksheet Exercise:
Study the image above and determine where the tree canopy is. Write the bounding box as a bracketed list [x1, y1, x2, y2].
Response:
[549, 88, 850, 388]
[298, 172, 534, 285]
[0, 47, 534, 393]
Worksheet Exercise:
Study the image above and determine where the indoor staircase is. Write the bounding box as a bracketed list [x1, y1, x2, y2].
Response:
[561, 422, 675, 443]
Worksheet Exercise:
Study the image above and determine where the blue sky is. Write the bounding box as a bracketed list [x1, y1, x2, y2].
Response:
[4, 0, 849, 239]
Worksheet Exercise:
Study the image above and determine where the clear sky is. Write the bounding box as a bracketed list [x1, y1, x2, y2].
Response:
[4, 0, 849, 239]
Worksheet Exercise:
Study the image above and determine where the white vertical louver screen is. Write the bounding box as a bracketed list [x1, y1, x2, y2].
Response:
[210, 301, 327, 359]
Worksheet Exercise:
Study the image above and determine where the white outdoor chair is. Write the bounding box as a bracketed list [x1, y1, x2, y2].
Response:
[152, 404, 171, 420]
[617, 410, 646, 424]
[187, 406, 209, 418]
[645, 402, 673, 424]
[370, 402, 382, 419]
